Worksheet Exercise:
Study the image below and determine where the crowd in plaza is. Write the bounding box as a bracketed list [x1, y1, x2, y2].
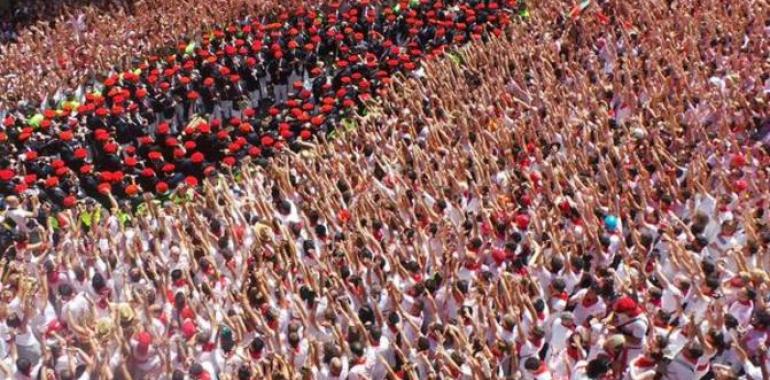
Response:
[0, 0, 769, 379]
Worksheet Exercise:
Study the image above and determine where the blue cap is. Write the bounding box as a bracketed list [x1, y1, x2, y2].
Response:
[604, 215, 619, 231]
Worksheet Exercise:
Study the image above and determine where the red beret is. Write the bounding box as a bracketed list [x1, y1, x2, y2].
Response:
[141, 168, 155, 177]
[191, 152, 205, 164]
[165, 137, 178, 147]
[62, 196, 77, 208]
[0, 169, 13, 181]
[45, 177, 59, 188]
[222, 156, 236, 166]
[239, 123, 253, 133]
[79, 165, 93, 174]
[103, 143, 118, 154]
[25, 151, 38, 161]
[155, 182, 169, 194]
[74, 148, 88, 159]
[185, 176, 198, 186]
[125, 184, 139, 196]
[98, 183, 112, 194]
[614, 296, 638, 314]
[260, 135, 275, 147]
[248, 147, 261, 157]
[60, 131, 74, 141]
[162, 163, 175, 173]
[734, 179, 749, 193]
[148, 151, 163, 161]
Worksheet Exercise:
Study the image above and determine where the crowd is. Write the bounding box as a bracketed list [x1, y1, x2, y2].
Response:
[1, 0, 770, 379]
[0, 0, 516, 210]
[0, 0, 350, 110]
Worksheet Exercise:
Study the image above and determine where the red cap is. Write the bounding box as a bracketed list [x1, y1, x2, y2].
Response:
[63, 196, 77, 208]
[125, 184, 139, 196]
[98, 183, 112, 194]
[614, 296, 640, 315]
[191, 152, 205, 164]
[74, 148, 88, 159]
[60, 131, 74, 141]
[181, 320, 197, 339]
[514, 214, 529, 230]
[155, 182, 169, 194]
[45, 177, 59, 188]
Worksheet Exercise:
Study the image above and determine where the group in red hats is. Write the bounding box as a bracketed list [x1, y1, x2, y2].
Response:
[0, 0, 516, 209]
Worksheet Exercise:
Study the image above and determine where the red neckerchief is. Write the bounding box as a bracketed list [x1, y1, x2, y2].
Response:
[635, 356, 656, 368]
[553, 292, 568, 301]
[738, 299, 753, 306]
[97, 297, 110, 309]
[582, 296, 598, 307]
[644, 260, 654, 274]
[532, 362, 548, 375]
[465, 261, 481, 271]
[202, 342, 216, 352]
[249, 350, 262, 360]
[567, 346, 580, 360]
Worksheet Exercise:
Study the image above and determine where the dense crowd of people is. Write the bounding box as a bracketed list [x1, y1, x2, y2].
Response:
[0, 0, 341, 109]
[0, 0, 516, 211]
[1, 0, 770, 379]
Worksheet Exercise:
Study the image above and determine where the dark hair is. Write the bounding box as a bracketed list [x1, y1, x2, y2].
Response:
[523, 357, 541, 371]
[586, 357, 611, 378]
